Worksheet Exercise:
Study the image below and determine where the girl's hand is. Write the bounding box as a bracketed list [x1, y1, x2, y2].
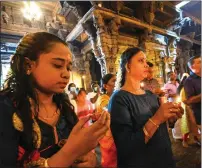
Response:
[62, 111, 109, 159]
[72, 152, 97, 168]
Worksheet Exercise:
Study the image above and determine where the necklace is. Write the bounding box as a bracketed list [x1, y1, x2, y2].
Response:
[39, 103, 59, 120]
[131, 88, 145, 94]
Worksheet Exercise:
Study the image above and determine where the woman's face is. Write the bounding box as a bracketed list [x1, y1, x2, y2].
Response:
[127, 51, 148, 81]
[105, 75, 116, 94]
[30, 43, 72, 94]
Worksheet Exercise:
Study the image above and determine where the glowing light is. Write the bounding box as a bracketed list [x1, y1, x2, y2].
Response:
[82, 75, 85, 79]
[176, 1, 190, 9]
[176, 96, 181, 103]
[21, 1, 41, 21]
[92, 104, 95, 110]
[98, 3, 102, 7]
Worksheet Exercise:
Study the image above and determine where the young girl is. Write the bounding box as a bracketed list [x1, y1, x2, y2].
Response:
[0, 32, 109, 167]
[109, 47, 184, 168]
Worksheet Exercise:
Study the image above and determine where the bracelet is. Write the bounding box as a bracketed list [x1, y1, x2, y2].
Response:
[149, 118, 159, 128]
[26, 157, 50, 167]
[44, 158, 50, 168]
[143, 127, 151, 139]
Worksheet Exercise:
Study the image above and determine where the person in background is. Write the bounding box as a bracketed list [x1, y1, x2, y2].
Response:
[67, 83, 77, 99]
[87, 82, 101, 104]
[164, 72, 182, 139]
[76, 88, 94, 127]
[95, 73, 117, 168]
[109, 47, 183, 168]
[66, 82, 77, 109]
[184, 56, 201, 132]
[177, 73, 201, 147]
[164, 71, 179, 102]
[142, 61, 164, 96]
[0, 32, 109, 167]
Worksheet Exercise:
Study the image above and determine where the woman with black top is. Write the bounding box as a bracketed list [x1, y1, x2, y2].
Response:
[0, 32, 109, 167]
[108, 47, 184, 168]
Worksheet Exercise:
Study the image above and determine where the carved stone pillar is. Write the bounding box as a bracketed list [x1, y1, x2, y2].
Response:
[68, 43, 85, 73]
[95, 56, 107, 77]
[93, 11, 121, 75]
[175, 40, 193, 77]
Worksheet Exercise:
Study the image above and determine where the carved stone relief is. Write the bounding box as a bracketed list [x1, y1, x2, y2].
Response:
[175, 40, 193, 77]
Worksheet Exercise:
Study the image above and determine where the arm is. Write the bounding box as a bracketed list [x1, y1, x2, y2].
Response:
[184, 79, 201, 104]
[184, 94, 201, 105]
[90, 92, 100, 104]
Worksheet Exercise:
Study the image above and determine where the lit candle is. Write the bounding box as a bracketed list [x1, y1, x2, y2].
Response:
[92, 104, 95, 110]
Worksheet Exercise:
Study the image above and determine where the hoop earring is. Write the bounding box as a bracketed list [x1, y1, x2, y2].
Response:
[126, 68, 130, 73]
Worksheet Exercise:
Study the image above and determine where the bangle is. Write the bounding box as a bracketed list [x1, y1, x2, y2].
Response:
[149, 118, 159, 128]
[143, 127, 151, 139]
[44, 158, 50, 168]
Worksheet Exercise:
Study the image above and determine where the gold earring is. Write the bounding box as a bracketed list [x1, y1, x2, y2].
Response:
[27, 70, 31, 75]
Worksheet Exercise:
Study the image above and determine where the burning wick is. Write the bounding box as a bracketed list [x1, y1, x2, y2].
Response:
[140, 82, 144, 88]
[176, 97, 181, 104]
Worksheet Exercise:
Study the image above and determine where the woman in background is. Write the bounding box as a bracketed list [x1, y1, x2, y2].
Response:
[95, 73, 117, 167]
[75, 88, 94, 127]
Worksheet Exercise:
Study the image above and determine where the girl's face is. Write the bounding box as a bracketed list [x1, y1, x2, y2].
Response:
[30, 43, 72, 94]
[104, 75, 116, 94]
[127, 51, 148, 81]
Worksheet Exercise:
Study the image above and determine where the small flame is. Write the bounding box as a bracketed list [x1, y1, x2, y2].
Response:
[140, 82, 144, 88]
[176, 97, 181, 103]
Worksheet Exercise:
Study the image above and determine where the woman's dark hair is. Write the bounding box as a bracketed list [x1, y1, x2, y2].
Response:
[147, 61, 153, 67]
[115, 47, 144, 89]
[101, 73, 114, 93]
[0, 32, 78, 161]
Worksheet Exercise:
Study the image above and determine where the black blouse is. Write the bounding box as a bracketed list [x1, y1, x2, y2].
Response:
[0, 95, 75, 167]
[108, 90, 175, 168]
